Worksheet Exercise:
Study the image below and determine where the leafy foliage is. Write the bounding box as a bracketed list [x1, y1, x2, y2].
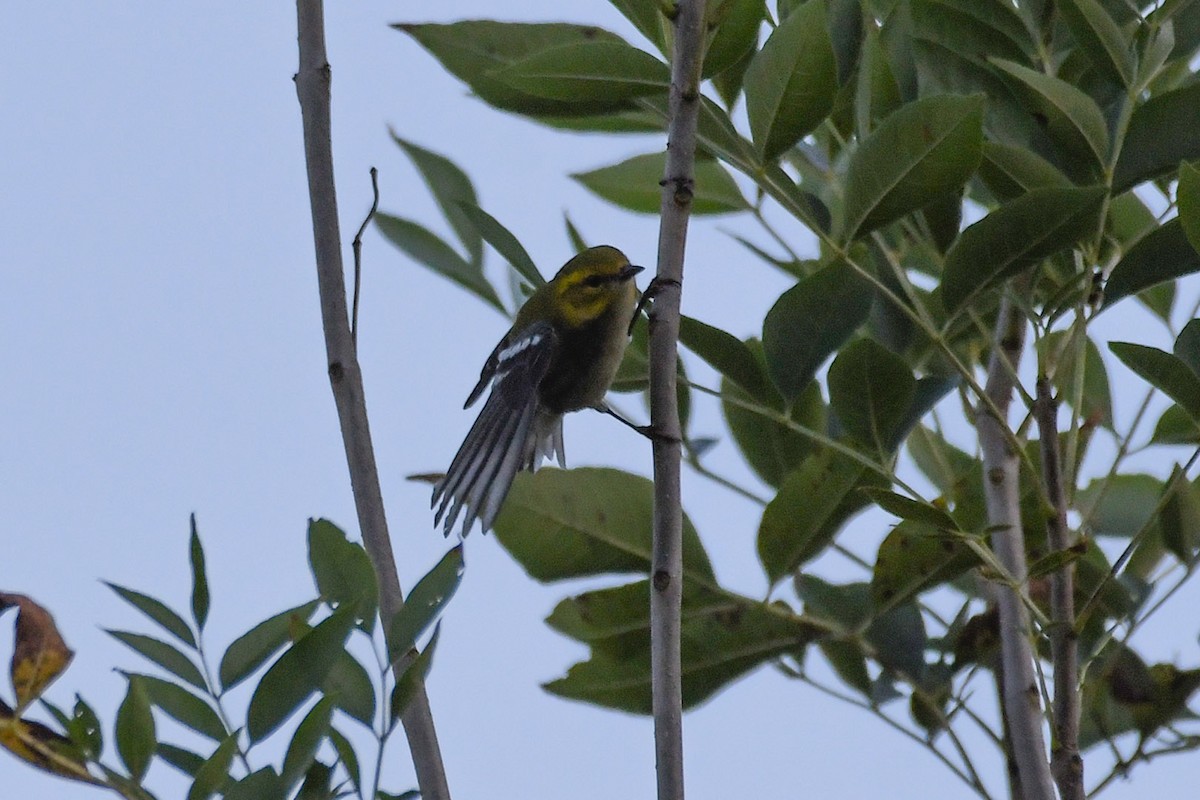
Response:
[388, 2, 1200, 787]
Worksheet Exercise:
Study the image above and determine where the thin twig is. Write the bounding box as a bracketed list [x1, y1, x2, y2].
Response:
[294, 4, 450, 798]
[779, 665, 995, 800]
[351, 166, 380, 347]
[649, 3, 707, 798]
[1035, 377, 1084, 800]
[976, 293, 1056, 800]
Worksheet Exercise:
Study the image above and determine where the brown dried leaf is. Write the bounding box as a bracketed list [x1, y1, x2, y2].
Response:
[0, 593, 74, 709]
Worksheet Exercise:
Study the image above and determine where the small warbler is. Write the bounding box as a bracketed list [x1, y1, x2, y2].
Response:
[433, 245, 644, 537]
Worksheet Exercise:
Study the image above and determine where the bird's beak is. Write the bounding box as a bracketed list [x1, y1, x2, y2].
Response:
[620, 264, 645, 281]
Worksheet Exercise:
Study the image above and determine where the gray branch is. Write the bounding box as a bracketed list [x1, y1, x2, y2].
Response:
[294, 3, 450, 798]
[648, 2, 707, 798]
[977, 295, 1056, 800]
[1035, 378, 1083, 800]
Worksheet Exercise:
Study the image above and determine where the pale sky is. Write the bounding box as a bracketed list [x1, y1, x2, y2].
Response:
[4, 3, 1198, 799]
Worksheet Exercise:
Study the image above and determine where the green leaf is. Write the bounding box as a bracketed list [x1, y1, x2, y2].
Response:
[107, 630, 206, 690]
[977, 141, 1071, 202]
[907, 425, 975, 495]
[1151, 404, 1200, 445]
[104, 583, 195, 649]
[1103, 219, 1200, 309]
[219, 600, 320, 691]
[396, 21, 640, 117]
[133, 674, 226, 742]
[704, 0, 766, 79]
[453, 202, 544, 287]
[679, 315, 773, 402]
[296, 763, 333, 800]
[376, 214, 504, 312]
[1160, 468, 1200, 564]
[390, 624, 441, 723]
[888, 375, 959, 452]
[1113, 84, 1200, 193]
[989, 58, 1110, 171]
[493, 468, 714, 582]
[224, 768, 283, 800]
[722, 370, 824, 487]
[607, 0, 668, 54]
[1178, 161, 1200, 256]
[187, 735, 238, 800]
[743, 0, 838, 159]
[156, 743, 205, 778]
[827, 339, 915, 454]
[392, 135, 483, 265]
[280, 698, 335, 794]
[493, 40, 669, 102]
[544, 585, 819, 712]
[323, 650, 376, 728]
[247, 605, 358, 742]
[862, 489, 959, 530]
[1111, 342, 1200, 420]
[329, 728, 360, 794]
[189, 514, 209, 632]
[1076, 473, 1164, 538]
[941, 186, 1107, 312]
[758, 449, 867, 583]
[388, 546, 464, 663]
[839, 94, 985, 242]
[1058, 0, 1135, 86]
[855, 25, 903, 136]
[1176, 319, 1200, 377]
[115, 676, 155, 784]
[307, 519, 378, 628]
[1043, 330, 1114, 427]
[572, 153, 749, 215]
[871, 522, 980, 607]
[762, 261, 875, 402]
[548, 580, 729, 642]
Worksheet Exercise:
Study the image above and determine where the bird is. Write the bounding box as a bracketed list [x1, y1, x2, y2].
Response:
[432, 245, 644, 537]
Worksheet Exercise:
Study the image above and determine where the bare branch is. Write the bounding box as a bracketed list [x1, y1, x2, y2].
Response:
[1036, 377, 1083, 800]
[977, 294, 1056, 800]
[294, 4, 450, 798]
[351, 166, 380, 346]
[649, 1, 707, 798]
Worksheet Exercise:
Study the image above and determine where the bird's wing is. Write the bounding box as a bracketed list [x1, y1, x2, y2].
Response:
[433, 321, 558, 537]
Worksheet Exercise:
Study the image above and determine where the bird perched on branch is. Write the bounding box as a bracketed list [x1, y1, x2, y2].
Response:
[433, 245, 644, 537]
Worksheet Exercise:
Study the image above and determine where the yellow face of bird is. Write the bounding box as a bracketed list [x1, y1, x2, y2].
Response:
[550, 245, 643, 329]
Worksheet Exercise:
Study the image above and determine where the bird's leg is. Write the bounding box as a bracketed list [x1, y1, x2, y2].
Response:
[628, 276, 683, 336]
[595, 403, 681, 443]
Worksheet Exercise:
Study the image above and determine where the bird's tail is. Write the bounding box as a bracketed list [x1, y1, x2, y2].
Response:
[432, 402, 564, 538]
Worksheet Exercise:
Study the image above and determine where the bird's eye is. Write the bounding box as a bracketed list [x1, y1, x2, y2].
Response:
[583, 274, 607, 288]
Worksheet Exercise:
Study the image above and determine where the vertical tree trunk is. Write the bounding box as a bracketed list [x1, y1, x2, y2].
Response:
[295, 3, 450, 797]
